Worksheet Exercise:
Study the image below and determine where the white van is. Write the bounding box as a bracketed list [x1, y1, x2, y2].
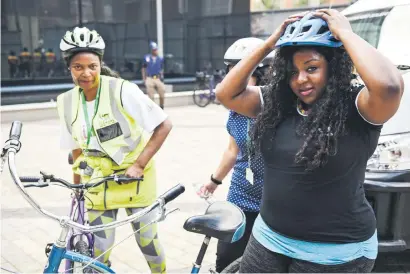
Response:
[343, 0, 410, 137]
[343, 1, 410, 271]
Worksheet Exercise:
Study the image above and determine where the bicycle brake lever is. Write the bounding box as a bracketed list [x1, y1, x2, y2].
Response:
[157, 207, 179, 222]
[40, 171, 54, 180]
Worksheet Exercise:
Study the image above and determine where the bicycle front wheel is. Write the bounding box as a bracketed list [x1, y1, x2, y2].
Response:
[67, 240, 102, 273]
[193, 86, 211, 107]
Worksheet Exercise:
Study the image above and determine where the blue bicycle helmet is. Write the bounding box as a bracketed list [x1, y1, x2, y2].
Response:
[275, 13, 342, 48]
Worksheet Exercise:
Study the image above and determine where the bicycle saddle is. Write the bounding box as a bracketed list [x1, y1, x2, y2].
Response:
[183, 201, 246, 243]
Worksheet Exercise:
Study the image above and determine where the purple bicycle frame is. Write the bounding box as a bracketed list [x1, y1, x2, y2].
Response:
[64, 191, 95, 272]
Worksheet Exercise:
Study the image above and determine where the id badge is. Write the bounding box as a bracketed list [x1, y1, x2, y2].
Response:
[246, 168, 254, 185]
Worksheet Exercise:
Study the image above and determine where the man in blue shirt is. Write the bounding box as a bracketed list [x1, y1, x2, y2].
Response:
[142, 41, 166, 109]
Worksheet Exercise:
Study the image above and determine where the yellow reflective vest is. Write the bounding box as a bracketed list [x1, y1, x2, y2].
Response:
[57, 75, 156, 210]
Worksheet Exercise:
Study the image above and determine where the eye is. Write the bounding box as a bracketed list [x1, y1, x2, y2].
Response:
[72, 65, 82, 70]
[307, 66, 317, 73]
[90, 64, 98, 70]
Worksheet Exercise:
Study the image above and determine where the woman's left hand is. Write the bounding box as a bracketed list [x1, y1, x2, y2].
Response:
[124, 163, 144, 183]
[313, 9, 352, 40]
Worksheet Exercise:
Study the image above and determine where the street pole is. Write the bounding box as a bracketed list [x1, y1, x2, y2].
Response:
[78, 0, 83, 27]
[156, 0, 164, 56]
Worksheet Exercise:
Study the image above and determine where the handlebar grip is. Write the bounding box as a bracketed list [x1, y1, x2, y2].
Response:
[24, 183, 49, 188]
[116, 176, 144, 183]
[160, 184, 185, 204]
[9, 121, 23, 141]
[20, 176, 41, 182]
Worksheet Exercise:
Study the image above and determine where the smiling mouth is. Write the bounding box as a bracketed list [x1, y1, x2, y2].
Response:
[299, 88, 314, 96]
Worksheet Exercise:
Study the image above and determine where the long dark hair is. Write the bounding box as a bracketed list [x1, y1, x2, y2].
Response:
[252, 46, 356, 170]
[100, 62, 120, 78]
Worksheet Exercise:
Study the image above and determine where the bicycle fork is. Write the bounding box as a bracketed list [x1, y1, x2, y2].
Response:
[44, 226, 70, 273]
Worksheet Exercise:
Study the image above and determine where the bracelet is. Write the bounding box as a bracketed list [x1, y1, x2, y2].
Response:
[211, 174, 222, 185]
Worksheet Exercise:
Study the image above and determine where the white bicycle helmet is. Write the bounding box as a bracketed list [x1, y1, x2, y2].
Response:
[60, 27, 105, 60]
[224, 37, 275, 67]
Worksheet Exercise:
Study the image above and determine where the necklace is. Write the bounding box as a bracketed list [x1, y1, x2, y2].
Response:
[296, 99, 309, 117]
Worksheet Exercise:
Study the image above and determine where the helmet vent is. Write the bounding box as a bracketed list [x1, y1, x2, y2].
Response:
[290, 26, 296, 34]
[71, 34, 75, 42]
[90, 33, 94, 41]
[317, 25, 329, 35]
[301, 25, 311, 33]
[80, 34, 84, 41]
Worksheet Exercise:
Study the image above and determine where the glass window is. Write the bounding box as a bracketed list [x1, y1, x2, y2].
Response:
[348, 10, 389, 48]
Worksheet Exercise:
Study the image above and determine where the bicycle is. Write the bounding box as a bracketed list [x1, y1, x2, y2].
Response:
[19, 171, 130, 272]
[192, 71, 224, 107]
[1, 121, 246, 273]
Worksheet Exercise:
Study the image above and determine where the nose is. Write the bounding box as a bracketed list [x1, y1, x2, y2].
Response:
[296, 71, 308, 84]
[81, 68, 93, 77]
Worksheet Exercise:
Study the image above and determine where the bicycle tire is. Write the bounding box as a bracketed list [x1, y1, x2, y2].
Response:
[193, 87, 211, 107]
[68, 240, 97, 273]
[220, 257, 241, 273]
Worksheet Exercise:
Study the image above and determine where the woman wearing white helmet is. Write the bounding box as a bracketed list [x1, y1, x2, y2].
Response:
[57, 27, 172, 272]
[199, 37, 273, 273]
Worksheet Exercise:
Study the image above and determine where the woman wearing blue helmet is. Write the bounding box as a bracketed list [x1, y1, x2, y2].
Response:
[199, 37, 274, 273]
[216, 9, 404, 273]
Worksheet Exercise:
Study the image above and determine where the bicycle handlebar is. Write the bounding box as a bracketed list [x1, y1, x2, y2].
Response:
[10, 121, 23, 141]
[2, 121, 186, 233]
[19, 174, 143, 189]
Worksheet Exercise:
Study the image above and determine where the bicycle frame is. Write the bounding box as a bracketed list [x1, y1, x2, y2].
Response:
[64, 192, 95, 272]
[46, 226, 112, 272]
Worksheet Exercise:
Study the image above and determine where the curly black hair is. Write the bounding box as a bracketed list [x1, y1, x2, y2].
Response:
[252, 46, 357, 170]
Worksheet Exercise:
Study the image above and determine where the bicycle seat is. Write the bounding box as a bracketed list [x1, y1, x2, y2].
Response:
[183, 201, 246, 243]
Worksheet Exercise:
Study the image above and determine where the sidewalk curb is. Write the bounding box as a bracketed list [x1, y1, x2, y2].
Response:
[1, 90, 207, 123]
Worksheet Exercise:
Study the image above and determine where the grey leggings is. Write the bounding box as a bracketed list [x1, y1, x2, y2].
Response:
[240, 234, 375, 273]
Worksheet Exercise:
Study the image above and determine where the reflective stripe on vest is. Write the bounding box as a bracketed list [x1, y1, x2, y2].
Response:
[107, 79, 141, 164]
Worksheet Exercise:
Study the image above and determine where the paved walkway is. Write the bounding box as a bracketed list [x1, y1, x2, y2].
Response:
[1, 104, 233, 273]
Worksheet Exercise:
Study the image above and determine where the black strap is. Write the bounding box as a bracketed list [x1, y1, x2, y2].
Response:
[211, 174, 222, 185]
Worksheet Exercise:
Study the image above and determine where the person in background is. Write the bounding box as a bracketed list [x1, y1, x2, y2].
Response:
[45, 48, 57, 78]
[142, 41, 166, 109]
[7, 50, 19, 78]
[32, 47, 44, 77]
[19, 47, 31, 78]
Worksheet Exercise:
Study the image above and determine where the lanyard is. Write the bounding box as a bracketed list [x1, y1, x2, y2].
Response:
[81, 82, 102, 149]
[246, 119, 252, 168]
